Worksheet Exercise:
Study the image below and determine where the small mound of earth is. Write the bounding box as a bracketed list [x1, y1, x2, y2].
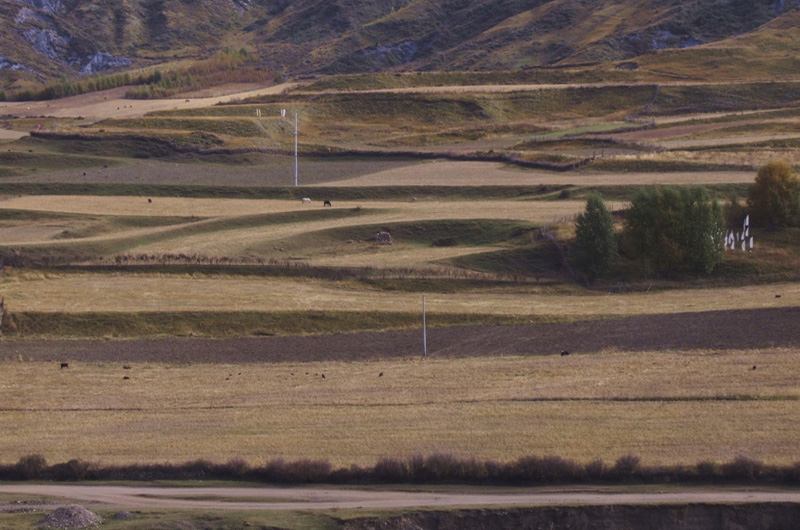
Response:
[38, 504, 102, 528]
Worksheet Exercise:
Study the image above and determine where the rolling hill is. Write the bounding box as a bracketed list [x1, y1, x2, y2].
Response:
[1, 0, 798, 90]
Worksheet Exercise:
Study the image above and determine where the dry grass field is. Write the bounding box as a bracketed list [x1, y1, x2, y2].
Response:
[315, 161, 756, 187]
[0, 195, 584, 222]
[0, 196, 585, 268]
[1, 348, 798, 466]
[0, 83, 299, 121]
[0, 271, 796, 316]
[0, 75, 799, 477]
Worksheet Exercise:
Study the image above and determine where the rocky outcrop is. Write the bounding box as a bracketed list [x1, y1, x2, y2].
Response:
[79, 52, 131, 74]
[14, 6, 52, 24]
[0, 55, 38, 76]
[12, 0, 131, 76]
[651, 30, 701, 51]
[23, 28, 71, 60]
[14, 0, 64, 15]
[771, 0, 800, 14]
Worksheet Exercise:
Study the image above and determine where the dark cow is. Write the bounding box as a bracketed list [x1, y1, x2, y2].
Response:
[60, 362, 69, 369]
[560, 350, 570, 356]
[323, 200, 332, 207]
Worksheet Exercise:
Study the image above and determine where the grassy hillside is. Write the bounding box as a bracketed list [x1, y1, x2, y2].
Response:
[1, 0, 799, 91]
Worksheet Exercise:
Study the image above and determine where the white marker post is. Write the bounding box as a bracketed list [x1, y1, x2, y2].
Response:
[422, 294, 427, 357]
[294, 111, 298, 187]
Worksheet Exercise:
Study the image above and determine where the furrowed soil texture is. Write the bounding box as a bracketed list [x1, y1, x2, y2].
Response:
[1, 307, 798, 363]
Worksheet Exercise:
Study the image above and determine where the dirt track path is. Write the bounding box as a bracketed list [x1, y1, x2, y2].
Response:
[0, 83, 298, 121]
[2, 484, 800, 510]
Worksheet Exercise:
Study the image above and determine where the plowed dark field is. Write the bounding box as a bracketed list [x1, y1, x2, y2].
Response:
[2, 307, 797, 364]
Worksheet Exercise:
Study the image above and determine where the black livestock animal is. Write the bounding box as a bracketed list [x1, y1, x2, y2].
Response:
[323, 200, 332, 207]
[60, 362, 69, 369]
[560, 350, 570, 356]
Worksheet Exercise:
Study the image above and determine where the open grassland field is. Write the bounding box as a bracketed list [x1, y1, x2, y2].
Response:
[0, 190, 794, 339]
[0, 58, 799, 483]
[0, 272, 797, 321]
[0, 196, 588, 272]
[309, 162, 757, 188]
[1, 345, 799, 466]
[4, 79, 800, 182]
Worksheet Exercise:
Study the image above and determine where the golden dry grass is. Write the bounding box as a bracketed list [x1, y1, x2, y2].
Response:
[0, 196, 587, 264]
[654, 135, 800, 150]
[0, 195, 584, 221]
[310, 161, 756, 187]
[0, 83, 300, 121]
[2, 348, 799, 466]
[0, 271, 796, 315]
[619, 150, 800, 168]
[128, 200, 582, 258]
[0, 196, 306, 217]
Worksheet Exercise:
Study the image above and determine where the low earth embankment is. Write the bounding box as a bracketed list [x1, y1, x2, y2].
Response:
[342, 504, 800, 530]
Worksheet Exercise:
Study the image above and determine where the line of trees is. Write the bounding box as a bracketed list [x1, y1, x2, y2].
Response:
[8, 72, 139, 101]
[126, 48, 268, 99]
[5, 452, 800, 485]
[570, 161, 800, 283]
[4, 48, 270, 102]
[624, 186, 725, 278]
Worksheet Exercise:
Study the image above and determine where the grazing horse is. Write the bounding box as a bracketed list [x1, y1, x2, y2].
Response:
[323, 200, 332, 207]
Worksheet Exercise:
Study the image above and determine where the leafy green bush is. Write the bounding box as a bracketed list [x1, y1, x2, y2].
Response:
[14, 454, 48, 480]
[624, 186, 725, 277]
[572, 193, 617, 283]
[746, 161, 800, 227]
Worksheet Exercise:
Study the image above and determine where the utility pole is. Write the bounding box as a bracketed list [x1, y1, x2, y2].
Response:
[294, 111, 298, 187]
[422, 294, 427, 357]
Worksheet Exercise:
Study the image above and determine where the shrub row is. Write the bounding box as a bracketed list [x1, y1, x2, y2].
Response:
[3, 454, 800, 486]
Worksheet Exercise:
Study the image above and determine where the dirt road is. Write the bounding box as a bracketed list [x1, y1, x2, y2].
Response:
[0, 83, 297, 121]
[2, 484, 800, 511]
